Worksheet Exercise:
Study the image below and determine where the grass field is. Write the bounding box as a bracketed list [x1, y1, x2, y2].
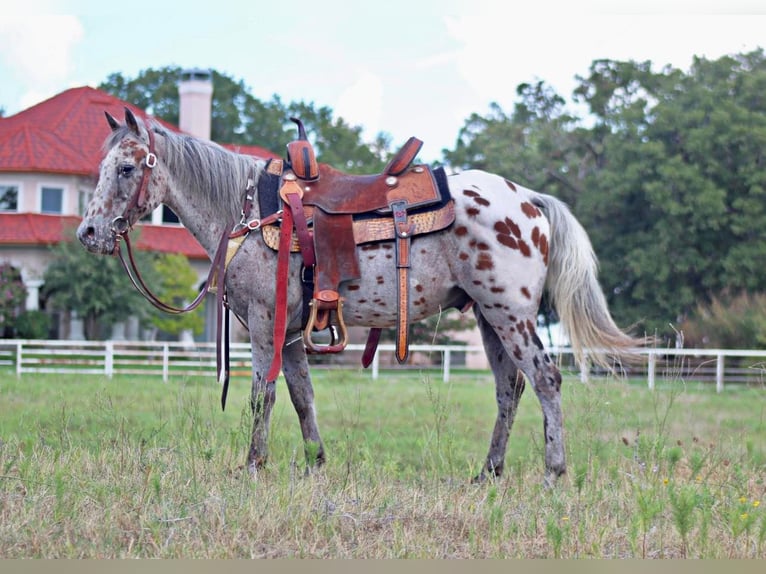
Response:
[0, 366, 765, 558]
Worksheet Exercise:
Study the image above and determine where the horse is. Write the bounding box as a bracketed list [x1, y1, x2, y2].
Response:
[77, 108, 643, 486]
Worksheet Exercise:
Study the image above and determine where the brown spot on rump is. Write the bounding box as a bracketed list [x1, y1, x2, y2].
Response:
[466, 207, 481, 217]
[415, 284, 424, 292]
[376, 276, 385, 285]
[497, 234, 518, 250]
[477, 242, 490, 251]
[506, 218, 521, 238]
[454, 225, 468, 236]
[521, 201, 542, 219]
[518, 239, 532, 257]
[459, 252, 470, 260]
[513, 345, 523, 361]
[531, 226, 540, 247]
[361, 243, 381, 251]
[539, 233, 549, 265]
[463, 189, 480, 198]
[490, 286, 505, 293]
[505, 180, 517, 192]
[348, 284, 361, 291]
[520, 287, 531, 299]
[476, 252, 494, 271]
[474, 197, 490, 207]
[494, 220, 510, 235]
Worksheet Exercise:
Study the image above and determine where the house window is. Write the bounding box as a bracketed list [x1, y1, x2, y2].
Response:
[162, 205, 180, 224]
[41, 187, 63, 214]
[0, 184, 19, 212]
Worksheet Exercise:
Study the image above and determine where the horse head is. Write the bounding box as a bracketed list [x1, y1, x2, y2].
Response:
[77, 108, 167, 254]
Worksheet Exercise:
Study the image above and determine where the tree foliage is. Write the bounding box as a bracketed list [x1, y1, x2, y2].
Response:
[42, 233, 155, 339]
[446, 49, 766, 344]
[145, 253, 205, 337]
[0, 263, 27, 337]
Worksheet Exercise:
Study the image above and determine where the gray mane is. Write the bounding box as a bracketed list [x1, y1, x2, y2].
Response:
[105, 119, 267, 224]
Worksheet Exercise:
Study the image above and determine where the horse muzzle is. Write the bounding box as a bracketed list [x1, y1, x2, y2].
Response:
[76, 217, 117, 255]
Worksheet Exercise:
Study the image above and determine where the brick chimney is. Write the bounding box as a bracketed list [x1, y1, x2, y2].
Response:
[178, 68, 213, 140]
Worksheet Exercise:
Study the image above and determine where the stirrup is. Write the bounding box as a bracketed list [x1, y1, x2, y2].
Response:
[303, 297, 349, 354]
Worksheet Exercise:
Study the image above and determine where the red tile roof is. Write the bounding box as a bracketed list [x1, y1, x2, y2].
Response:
[0, 86, 278, 175]
[0, 86, 279, 257]
[0, 213, 208, 260]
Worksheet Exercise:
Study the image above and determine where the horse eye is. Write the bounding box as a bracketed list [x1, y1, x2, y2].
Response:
[119, 164, 135, 177]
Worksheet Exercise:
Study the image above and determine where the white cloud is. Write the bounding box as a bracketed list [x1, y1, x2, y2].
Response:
[334, 70, 384, 140]
[0, 11, 84, 109]
[443, 6, 766, 109]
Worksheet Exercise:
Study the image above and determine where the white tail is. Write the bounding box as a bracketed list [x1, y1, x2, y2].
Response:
[533, 193, 645, 371]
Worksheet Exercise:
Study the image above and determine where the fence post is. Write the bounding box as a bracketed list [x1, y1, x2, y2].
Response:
[16, 341, 22, 376]
[104, 341, 114, 378]
[716, 353, 724, 393]
[163, 343, 170, 382]
[647, 352, 656, 390]
[443, 349, 451, 383]
[371, 348, 379, 380]
[580, 352, 589, 383]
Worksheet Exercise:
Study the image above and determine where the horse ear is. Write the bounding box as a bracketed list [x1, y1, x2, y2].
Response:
[124, 107, 140, 136]
[104, 111, 121, 132]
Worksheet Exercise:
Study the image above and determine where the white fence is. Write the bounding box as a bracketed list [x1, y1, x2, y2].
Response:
[1, 339, 766, 392]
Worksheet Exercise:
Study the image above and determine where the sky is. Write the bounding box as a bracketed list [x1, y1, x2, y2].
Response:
[1, 0, 765, 162]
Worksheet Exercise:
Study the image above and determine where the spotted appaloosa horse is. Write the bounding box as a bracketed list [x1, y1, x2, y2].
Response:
[78, 109, 643, 485]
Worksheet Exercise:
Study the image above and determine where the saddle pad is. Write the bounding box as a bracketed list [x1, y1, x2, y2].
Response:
[260, 201, 455, 253]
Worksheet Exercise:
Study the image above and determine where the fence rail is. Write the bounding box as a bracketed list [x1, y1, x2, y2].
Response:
[1, 339, 766, 392]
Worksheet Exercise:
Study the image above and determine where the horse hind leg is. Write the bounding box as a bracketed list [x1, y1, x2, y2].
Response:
[480, 306, 566, 487]
[473, 306, 525, 482]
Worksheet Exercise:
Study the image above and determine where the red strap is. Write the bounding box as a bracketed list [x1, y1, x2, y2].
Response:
[265, 204, 295, 382]
[284, 188, 315, 267]
[362, 328, 382, 368]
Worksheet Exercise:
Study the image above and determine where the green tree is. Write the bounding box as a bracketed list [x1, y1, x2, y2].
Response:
[43, 234, 154, 339]
[0, 263, 27, 337]
[145, 253, 205, 337]
[444, 50, 766, 342]
[444, 81, 587, 207]
[99, 67, 393, 172]
[286, 101, 388, 173]
[573, 50, 766, 336]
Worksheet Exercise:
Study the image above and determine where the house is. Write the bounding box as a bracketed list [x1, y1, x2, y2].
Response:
[0, 70, 277, 340]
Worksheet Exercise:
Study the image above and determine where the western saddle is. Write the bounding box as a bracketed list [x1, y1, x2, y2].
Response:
[253, 119, 455, 382]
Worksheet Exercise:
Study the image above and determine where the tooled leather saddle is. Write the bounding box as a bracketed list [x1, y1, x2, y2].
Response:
[257, 118, 455, 382]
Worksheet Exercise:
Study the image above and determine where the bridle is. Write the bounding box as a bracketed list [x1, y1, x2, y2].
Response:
[110, 125, 157, 236]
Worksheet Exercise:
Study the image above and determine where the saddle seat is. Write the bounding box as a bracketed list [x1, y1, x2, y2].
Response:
[259, 119, 455, 379]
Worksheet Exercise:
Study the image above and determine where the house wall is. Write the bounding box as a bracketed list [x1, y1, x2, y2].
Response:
[0, 172, 89, 216]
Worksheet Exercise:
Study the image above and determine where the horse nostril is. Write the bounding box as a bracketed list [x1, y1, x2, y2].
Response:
[85, 226, 95, 239]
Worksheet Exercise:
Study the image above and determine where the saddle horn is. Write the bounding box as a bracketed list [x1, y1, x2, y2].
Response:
[289, 117, 309, 141]
[286, 117, 319, 181]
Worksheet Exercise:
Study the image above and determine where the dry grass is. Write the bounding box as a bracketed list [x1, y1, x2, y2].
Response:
[0, 369, 764, 558]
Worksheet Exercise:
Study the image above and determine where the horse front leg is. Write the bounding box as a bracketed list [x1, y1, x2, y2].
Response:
[280, 336, 325, 470]
[247, 365, 276, 474]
